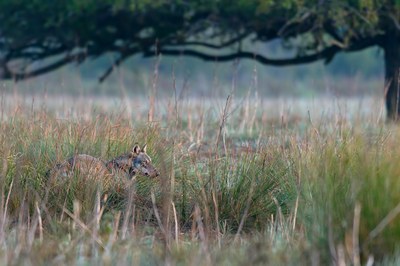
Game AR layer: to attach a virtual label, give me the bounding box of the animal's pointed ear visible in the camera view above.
[142,144,147,153]
[132,145,141,155]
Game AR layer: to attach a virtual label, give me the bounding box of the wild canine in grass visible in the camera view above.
[47,144,159,186]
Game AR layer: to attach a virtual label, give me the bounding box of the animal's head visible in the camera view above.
[129,144,159,178]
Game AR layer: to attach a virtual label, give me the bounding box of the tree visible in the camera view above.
[0,0,399,119]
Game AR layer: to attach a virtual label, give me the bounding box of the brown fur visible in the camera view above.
[47,144,159,187]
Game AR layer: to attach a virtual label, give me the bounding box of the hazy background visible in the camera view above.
[2,42,384,99]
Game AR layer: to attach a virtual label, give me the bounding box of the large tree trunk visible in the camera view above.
[384,39,400,121]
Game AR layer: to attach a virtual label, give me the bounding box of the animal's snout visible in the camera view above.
[147,170,159,178]
[139,165,159,178]
[148,170,160,178]
[153,170,160,177]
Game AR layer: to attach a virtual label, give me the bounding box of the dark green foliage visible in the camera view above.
[4,0,400,117]
[0,0,396,80]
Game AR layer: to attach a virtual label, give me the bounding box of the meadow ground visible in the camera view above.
[0,92,399,265]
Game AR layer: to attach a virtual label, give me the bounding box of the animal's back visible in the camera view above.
[47,144,158,191]
[48,154,111,181]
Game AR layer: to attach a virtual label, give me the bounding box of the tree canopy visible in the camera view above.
[1,0,400,118]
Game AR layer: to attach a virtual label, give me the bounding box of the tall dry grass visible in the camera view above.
[0,84,399,265]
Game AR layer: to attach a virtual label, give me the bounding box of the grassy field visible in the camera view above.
[0,92,400,265]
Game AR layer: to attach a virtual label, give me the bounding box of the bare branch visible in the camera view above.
[387,13,400,31]
[145,46,340,66]
[146,35,380,66]
[98,51,134,83]
[278,11,315,37]
[170,31,250,49]
[1,52,86,81]
[324,21,345,44]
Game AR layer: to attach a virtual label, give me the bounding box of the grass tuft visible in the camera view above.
[0,94,398,264]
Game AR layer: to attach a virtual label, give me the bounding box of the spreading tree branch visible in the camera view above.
[1,52,86,81]
[170,31,250,49]
[145,35,381,66]
[98,51,133,82]
[145,46,340,66]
